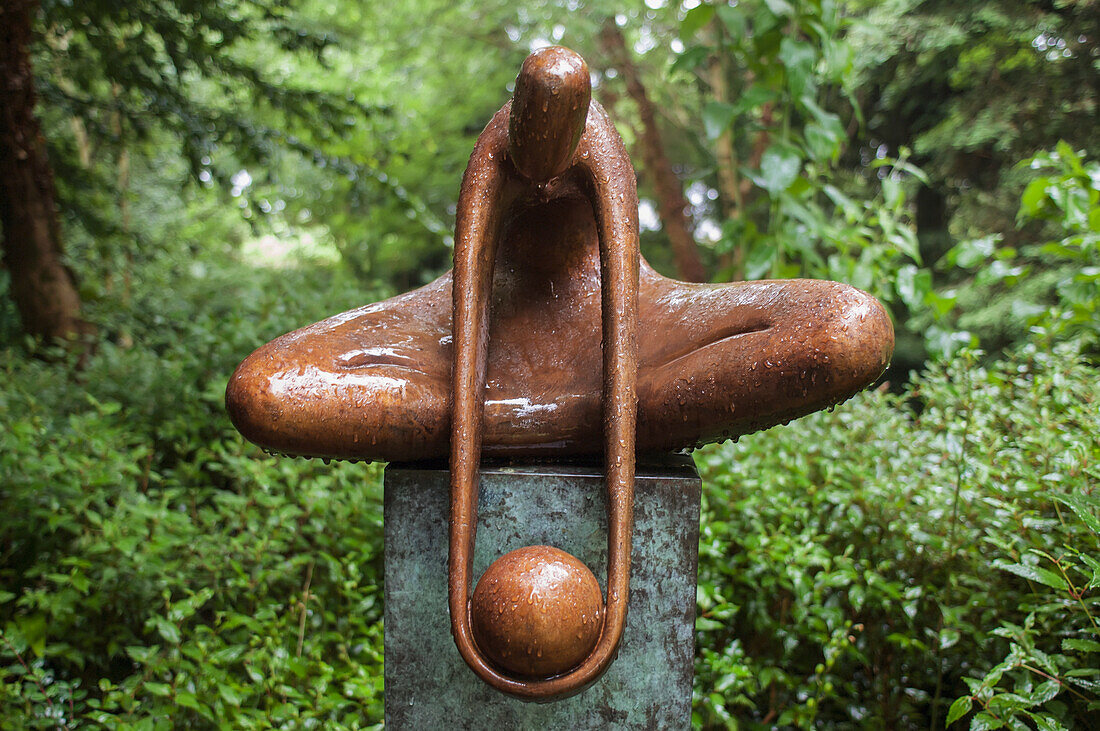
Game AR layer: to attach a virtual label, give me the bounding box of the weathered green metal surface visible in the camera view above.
[384,455,701,729]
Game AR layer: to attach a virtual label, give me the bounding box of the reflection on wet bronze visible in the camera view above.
[226,46,894,701]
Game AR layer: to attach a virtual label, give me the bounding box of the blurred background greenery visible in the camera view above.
[0,0,1097,728]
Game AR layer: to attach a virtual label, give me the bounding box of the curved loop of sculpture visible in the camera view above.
[225,47,895,701]
[448,47,638,699]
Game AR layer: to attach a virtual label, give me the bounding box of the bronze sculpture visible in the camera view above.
[226,47,893,701]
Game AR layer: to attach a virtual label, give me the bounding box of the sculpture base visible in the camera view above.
[384,454,701,729]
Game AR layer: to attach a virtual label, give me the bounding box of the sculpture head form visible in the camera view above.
[508,46,591,182]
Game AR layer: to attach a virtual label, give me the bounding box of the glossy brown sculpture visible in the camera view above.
[450,46,638,700]
[225,46,894,701]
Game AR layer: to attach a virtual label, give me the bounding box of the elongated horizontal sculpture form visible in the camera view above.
[226,46,893,702]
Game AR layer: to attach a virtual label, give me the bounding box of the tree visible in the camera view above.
[850,0,1100,352]
[0,0,89,342]
[852,0,1100,259]
[600,20,707,282]
[1,0,379,343]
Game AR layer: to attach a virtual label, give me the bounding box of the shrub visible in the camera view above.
[0,254,387,728]
[693,343,1099,729]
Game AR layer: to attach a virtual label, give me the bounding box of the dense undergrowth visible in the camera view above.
[1,256,389,728]
[1,252,1098,728]
[693,344,1099,729]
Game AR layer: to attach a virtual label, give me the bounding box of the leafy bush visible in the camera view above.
[946,143,1100,358]
[0,252,387,729]
[693,343,1099,729]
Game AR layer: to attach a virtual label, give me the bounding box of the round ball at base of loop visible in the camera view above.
[508,46,591,183]
[470,545,604,678]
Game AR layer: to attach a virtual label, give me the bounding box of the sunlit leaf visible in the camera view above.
[703,102,737,141]
[993,561,1068,591]
[681,4,716,38]
[757,144,802,194]
[1054,495,1100,534]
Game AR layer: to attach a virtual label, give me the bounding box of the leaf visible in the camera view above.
[153,617,181,645]
[17,615,46,657]
[1031,714,1069,731]
[1021,178,1051,218]
[883,177,903,207]
[703,102,737,141]
[993,561,1068,591]
[871,154,929,183]
[1055,140,1084,174]
[681,4,716,38]
[950,234,1001,269]
[926,289,958,318]
[695,616,724,631]
[757,145,802,194]
[732,86,779,115]
[804,121,840,162]
[971,711,1006,730]
[895,265,931,310]
[126,645,159,663]
[945,695,972,725]
[989,692,1031,712]
[779,38,816,97]
[1030,679,1061,705]
[779,39,816,72]
[716,4,746,37]
[219,684,243,706]
[168,587,215,623]
[1067,676,1100,693]
[763,0,794,17]
[1063,638,1100,653]
[1054,495,1100,534]
[670,46,711,74]
[145,682,172,697]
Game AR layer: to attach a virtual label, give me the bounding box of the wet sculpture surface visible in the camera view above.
[226,47,894,701]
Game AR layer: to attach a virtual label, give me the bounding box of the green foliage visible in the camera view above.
[33,0,373,277]
[945,144,1100,356]
[31,0,531,300]
[673,1,938,336]
[852,0,1099,219]
[692,344,1099,728]
[0,248,386,728]
[37,0,368,175]
[5,250,1096,727]
[1013,144,1099,349]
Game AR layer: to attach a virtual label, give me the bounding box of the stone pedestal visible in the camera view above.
[384,455,701,729]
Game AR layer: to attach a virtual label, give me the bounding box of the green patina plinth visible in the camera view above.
[383,455,701,729]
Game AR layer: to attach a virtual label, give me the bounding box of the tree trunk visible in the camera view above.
[916,183,951,269]
[707,43,746,281]
[0,0,89,342]
[600,23,707,282]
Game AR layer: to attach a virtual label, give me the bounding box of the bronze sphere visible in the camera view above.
[470,545,603,678]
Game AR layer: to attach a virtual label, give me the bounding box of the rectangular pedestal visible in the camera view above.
[383,455,701,729]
